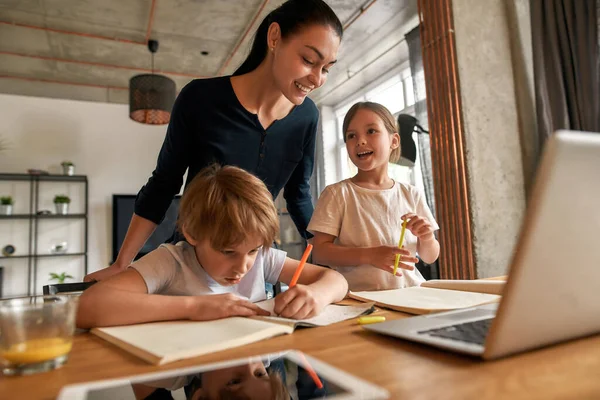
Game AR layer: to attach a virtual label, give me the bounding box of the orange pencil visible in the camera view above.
[298,352,324,389]
[289,244,313,287]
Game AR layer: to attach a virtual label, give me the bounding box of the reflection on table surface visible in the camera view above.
[86,355,348,400]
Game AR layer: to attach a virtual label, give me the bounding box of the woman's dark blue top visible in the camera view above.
[134,76,318,239]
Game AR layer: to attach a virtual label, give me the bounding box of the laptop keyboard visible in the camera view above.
[418,318,494,345]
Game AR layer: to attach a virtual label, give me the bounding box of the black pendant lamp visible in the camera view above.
[396,114,429,166]
[129,40,176,125]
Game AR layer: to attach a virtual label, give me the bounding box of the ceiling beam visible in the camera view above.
[217,0,271,75]
[0,75,128,90]
[0,20,144,45]
[0,0,157,46]
[0,51,206,79]
[145,0,157,43]
[343,0,378,30]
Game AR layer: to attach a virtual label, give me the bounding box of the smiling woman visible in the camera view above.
[85,0,344,283]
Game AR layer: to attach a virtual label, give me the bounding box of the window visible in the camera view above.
[402,68,415,107]
[366,75,404,114]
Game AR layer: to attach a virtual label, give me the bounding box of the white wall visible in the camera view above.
[0,94,167,296]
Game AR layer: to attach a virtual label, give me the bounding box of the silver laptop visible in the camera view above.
[365,130,600,360]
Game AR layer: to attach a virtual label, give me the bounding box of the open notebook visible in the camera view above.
[349,279,504,315]
[91,301,373,365]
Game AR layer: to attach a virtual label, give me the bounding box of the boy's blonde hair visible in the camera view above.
[342,102,401,163]
[177,164,279,250]
[188,367,289,400]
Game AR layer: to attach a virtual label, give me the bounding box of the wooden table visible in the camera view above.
[2,302,599,399]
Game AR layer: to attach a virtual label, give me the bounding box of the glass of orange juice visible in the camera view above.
[0,295,78,375]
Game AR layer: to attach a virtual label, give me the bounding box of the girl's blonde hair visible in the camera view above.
[177,164,279,250]
[342,102,401,163]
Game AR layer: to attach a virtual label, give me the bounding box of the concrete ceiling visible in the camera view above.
[0,0,417,107]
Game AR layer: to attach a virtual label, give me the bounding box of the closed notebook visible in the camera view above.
[348,279,504,315]
[91,301,373,365]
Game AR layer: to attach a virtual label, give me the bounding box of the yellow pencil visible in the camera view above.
[393,219,408,276]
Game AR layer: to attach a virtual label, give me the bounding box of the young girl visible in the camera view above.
[308,102,440,291]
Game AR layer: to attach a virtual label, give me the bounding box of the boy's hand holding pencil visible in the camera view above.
[274,244,326,319]
[274,284,323,319]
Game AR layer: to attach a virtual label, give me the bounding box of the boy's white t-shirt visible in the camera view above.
[131,241,286,302]
[307,179,439,291]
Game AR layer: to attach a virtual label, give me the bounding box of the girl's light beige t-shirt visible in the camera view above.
[308,179,439,291]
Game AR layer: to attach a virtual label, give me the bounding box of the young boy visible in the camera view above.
[77,164,348,329]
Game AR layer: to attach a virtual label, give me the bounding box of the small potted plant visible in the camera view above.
[53,195,71,215]
[61,161,75,176]
[0,196,13,216]
[49,272,74,284]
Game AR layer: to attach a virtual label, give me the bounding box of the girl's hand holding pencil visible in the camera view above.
[401,213,436,241]
[400,213,440,266]
[393,218,409,276]
[366,245,418,276]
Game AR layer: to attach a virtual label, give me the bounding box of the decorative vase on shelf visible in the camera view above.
[55,203,69,215]
[61,161,75,176]
[0,197,13,215]
[0,204,12,216]
[53,195,71,215]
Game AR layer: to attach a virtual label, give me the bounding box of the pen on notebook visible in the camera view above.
[393,219,408,276]
[357,316,386,325]
[289,244,313,287]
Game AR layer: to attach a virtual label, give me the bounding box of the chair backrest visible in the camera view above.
[42,282,96,295]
